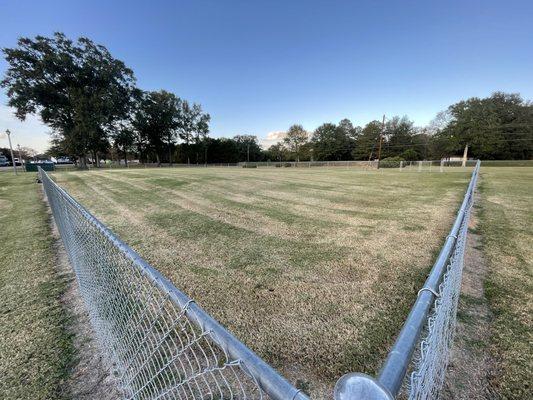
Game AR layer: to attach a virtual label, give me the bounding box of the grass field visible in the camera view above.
[0,173,73,399]
[477,167,533,398]
[51,166,472,395]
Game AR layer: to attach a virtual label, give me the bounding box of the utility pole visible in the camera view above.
[5,130,17,175]
[376,114,385,169]
[17,144,23,169]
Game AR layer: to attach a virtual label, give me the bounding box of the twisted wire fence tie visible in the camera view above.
[291,389,304,400]
[417,287,440,298]
[446,234,457,240]
[182,299,196,311]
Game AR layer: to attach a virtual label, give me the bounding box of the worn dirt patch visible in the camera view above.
[443,199,497,399]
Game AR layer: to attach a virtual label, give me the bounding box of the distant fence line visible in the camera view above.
[54,159,483,171]
[41,161,481,400]
[40,167,308,400]
[334,160,481,400]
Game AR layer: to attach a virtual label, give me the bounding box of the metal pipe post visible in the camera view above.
[6,130,17,175]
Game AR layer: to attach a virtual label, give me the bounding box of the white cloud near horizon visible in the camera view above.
[260,131,286,149]
[0,104,51,152]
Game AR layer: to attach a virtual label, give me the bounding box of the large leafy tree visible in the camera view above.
[283,124,308,162]
[381,116,417,158]
[1,33,137,167]
[233,134,262,162]
[311,122,355,160]
[177,101,210,164]
[200,138,239,163]
[113,124,136,166]
[433,92,533,159]
[132,90,182,166]
[266,142,286,162]
[338,118,360,140]
[352,120,382,160]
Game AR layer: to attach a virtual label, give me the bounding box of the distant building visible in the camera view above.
[442,156,463,162]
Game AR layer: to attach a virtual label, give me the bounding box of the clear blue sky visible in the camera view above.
[1,0,532,151]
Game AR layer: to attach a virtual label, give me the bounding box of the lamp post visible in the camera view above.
[5,129,17,175]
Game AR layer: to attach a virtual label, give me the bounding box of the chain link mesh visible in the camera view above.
[407,178,475,400]
[39,169,297,400]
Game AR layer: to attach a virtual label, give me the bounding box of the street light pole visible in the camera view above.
[6,130,17,175]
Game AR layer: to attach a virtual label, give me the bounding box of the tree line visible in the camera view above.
[2,33,532,165]
[269,92,532,162]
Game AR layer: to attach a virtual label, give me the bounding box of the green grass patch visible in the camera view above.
[477,167,533,399]
[0,172,74,399]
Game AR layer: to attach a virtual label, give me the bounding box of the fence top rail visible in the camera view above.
[39,167,308,400]
[334,160,481,400]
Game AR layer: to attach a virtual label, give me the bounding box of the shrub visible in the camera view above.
[379,156,405,168]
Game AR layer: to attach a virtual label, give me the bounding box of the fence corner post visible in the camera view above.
[334,373,393,400]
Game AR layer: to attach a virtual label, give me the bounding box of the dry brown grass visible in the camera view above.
[52,166,471,397]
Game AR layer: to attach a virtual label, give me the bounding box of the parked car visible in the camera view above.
[55,156,73,164]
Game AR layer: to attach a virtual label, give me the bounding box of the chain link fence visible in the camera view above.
[39,168,307,400]
[40,161,480,400]
[406,180,473,399]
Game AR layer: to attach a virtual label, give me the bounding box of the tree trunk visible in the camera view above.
[138,143,143,164]
[155,152,161,167]
[79,156,85,169]
[124,149,128,167]
[168,144,173,166]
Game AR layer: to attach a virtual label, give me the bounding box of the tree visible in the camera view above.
[283,124,308,162]
[193,108,210,164]
[1,33,137,167]
[113,125,136,166]
[434,92,533,159]
[266,142,286,162]
[311,122,355,160]
[46,133,70,159]
[381,116,416,158]
[338,118,360,140]
[352,121,382,160]
[233,135,262,162]
[199,138,239,163]
[177,101,210,164]
[132,90,181,166]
